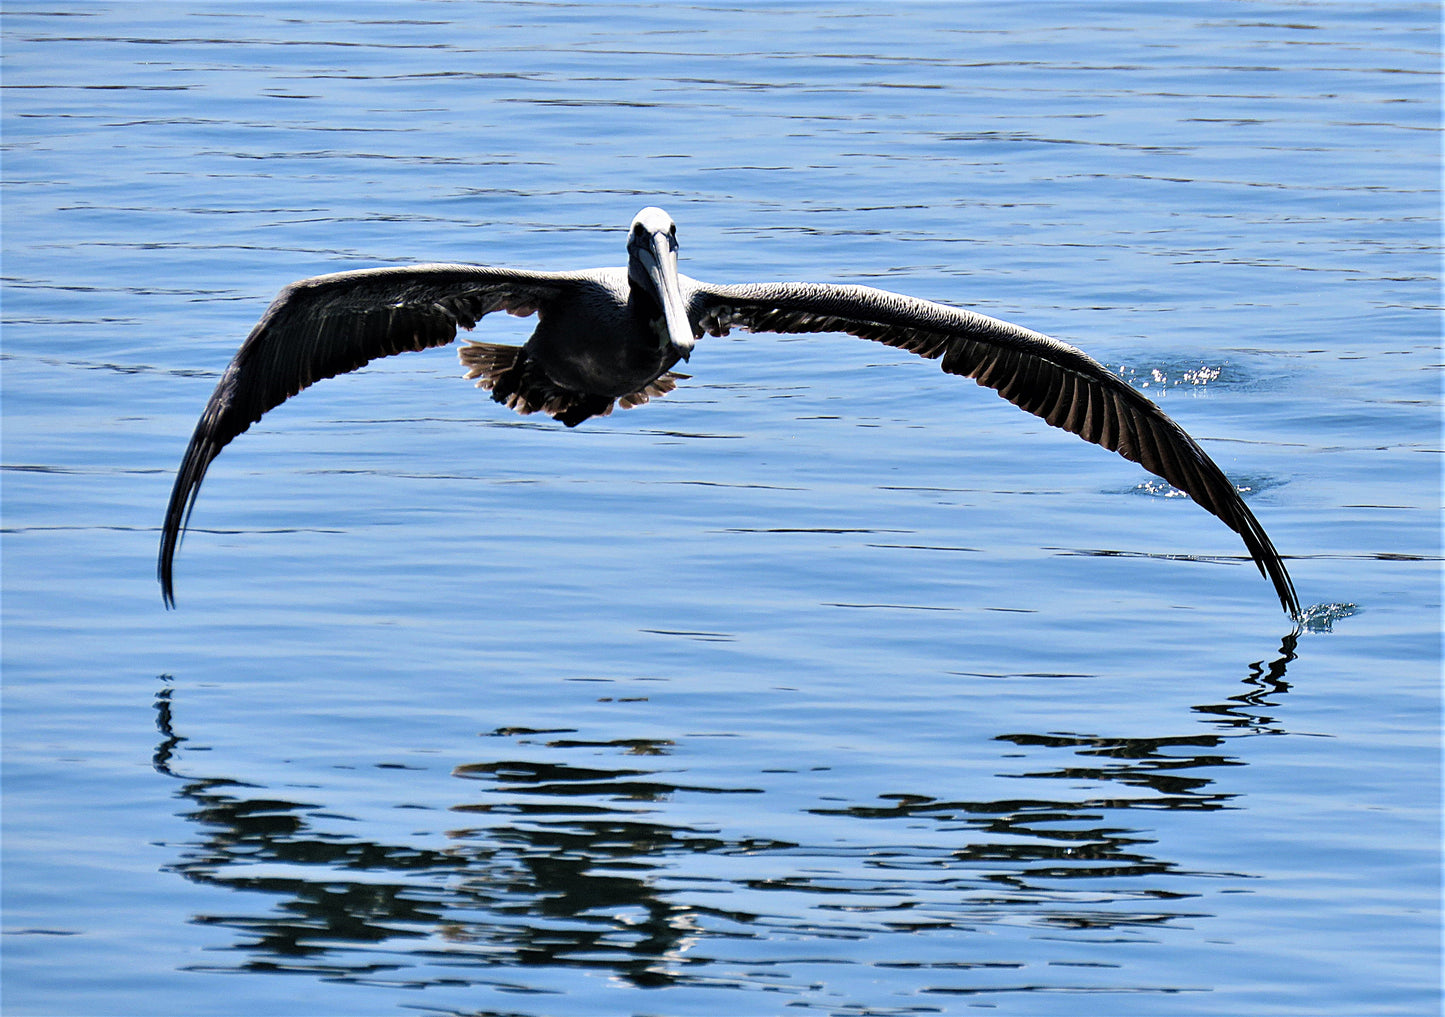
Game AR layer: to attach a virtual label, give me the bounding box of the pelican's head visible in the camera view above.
[627,206,695,360]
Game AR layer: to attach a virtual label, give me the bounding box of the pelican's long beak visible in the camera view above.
[630,213,695,360]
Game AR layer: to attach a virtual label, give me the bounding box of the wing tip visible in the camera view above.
[158,431,221,611]
[1233,499,1300,620]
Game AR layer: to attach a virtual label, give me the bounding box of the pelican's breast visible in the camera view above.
[527,270,677,397]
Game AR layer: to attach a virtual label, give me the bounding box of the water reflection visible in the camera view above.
[153,636,1297,995]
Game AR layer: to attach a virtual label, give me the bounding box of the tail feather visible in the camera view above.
[619,370,690,409]
[459,341,523,391]
[459,342,687,427]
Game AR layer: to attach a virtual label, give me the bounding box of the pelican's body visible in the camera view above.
[159,207,1299,616]
[457,268,689,424]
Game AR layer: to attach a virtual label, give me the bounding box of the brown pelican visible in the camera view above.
[159,207,1299,616]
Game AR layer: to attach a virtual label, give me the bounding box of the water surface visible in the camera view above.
[2,3,1439,1015]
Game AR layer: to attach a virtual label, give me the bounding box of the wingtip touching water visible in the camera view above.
[159,207,1298,617]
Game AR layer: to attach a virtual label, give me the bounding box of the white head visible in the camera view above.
[626,207,694,358]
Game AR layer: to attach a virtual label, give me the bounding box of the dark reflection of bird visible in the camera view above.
[149,630,1299,987]
[158,207,1298,616]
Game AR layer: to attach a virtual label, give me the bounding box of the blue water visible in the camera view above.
[2,3,1439,1015]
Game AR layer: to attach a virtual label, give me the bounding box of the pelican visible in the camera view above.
[159,207,1299,616]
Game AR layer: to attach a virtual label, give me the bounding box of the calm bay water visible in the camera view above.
[2,3,1439,1015]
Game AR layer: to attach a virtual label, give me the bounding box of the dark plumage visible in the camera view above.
[159,207,1298,617]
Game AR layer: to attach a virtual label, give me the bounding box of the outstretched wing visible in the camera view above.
[159,264,575,606]
[689,280,1298,618]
